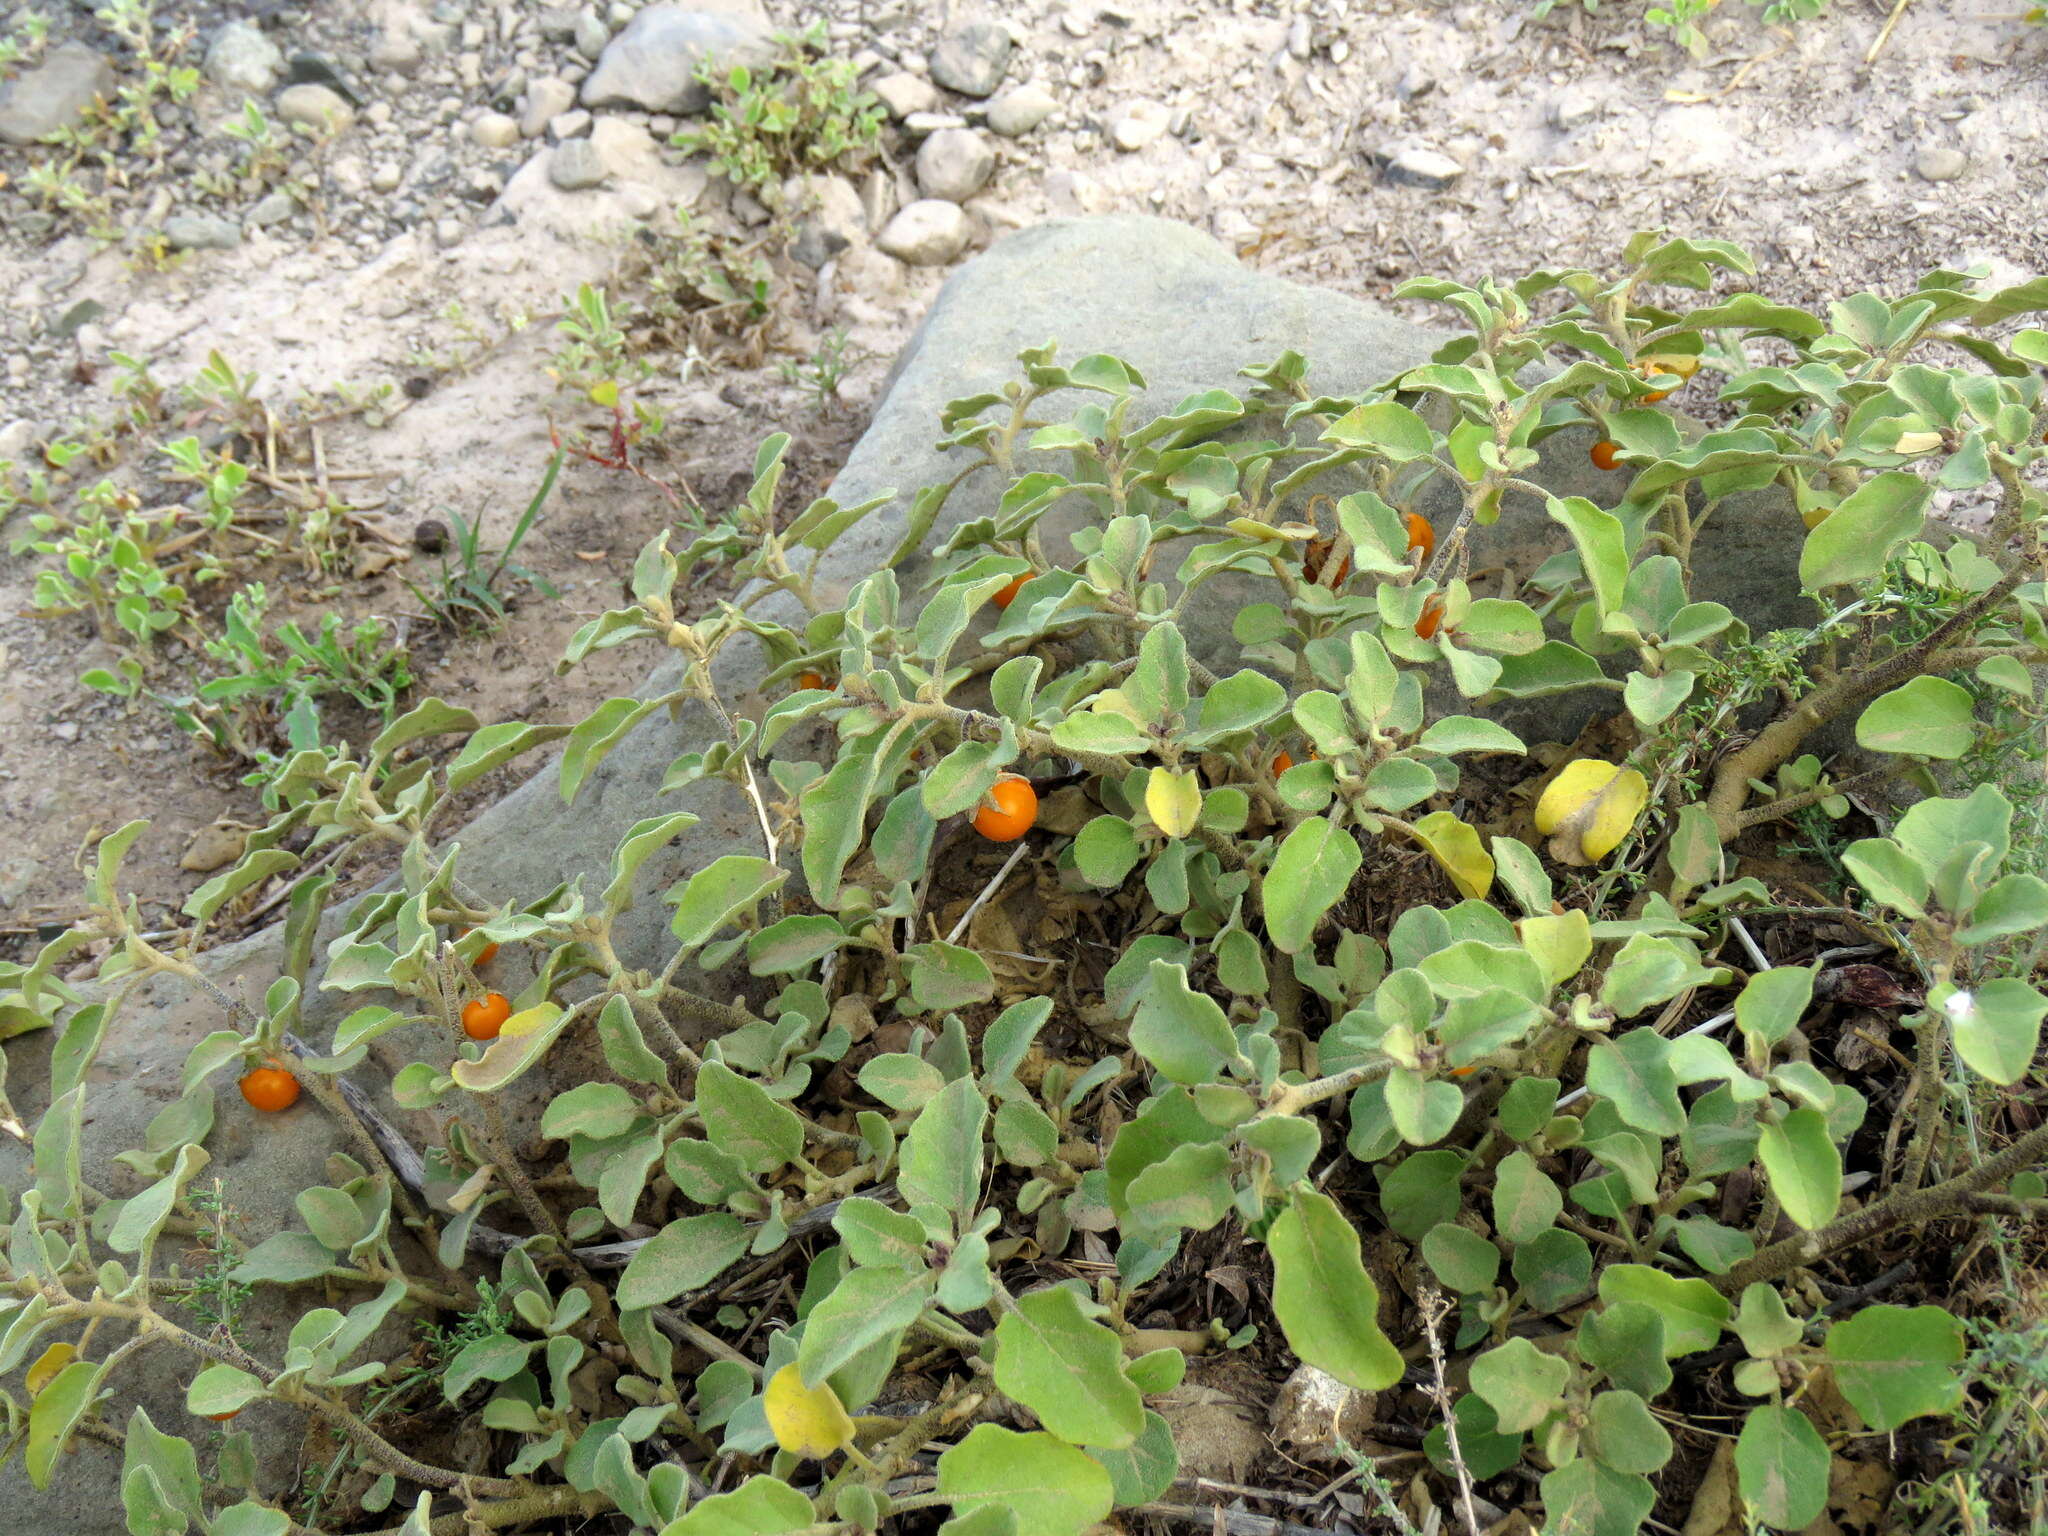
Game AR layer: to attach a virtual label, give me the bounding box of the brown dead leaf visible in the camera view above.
[1681,1441,1742,1536]
[1827,1456,1893,1532]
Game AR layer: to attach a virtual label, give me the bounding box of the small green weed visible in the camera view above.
[674,22,883,193]
[401,452,564,633]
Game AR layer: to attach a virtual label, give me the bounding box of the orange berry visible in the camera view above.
[1416,597,1446,640]
[1273,751,1294,775]
[991,574,1028,609]
[204,1409,241,1422]
[1590,439,1623,472]
[1641,389,1671,405]
[796,670,827,692]
[972,775,1038,842]
[1450,1065,1478,1079]
[238,1064,300,1113]
[1404,512,1435,561]
[461,928,499,967]
[462,991,513,1041]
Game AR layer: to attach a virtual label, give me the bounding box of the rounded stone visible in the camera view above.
[928,20,1012,98]
[876,197,973,266]
[275,82,355,135]
[915,127,995,203]
[549,136,609,189]
[470,110,520,148]
[986,82,1056,137]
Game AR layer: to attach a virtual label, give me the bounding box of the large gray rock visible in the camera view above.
[0,42,114,146]
[0,216,1812,1531]
[578,3,775,116]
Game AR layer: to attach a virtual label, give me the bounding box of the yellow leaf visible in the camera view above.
[1145,767,1202,839]
[764,1362,854,1460]
[498,1001,560,1039]
[1636,352,1701,381]
[26,1342,77,1397]
[1410,811,1494,900]
[1088,688,1148,727]
[589,379,619,408]
[1518,911,1592,987]
[1535,760,1648,866]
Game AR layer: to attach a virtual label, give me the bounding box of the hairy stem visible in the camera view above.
[1714,1118,2048,1294]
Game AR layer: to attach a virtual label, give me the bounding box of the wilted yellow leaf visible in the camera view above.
[26,1342,77,1397]
[764,1363,855,1460]
[1145,767,1202,839]
[1410,811,1494,900]
[1535,760,1648,866]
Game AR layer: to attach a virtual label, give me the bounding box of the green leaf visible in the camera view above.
[186,1362,266,1417]
[903,942,996,1012]
[1265,1188,1403,1391]
[1263,817,1362,954]
[1123,1142,1235,1235]
[1735,966,1816,1049]
[1585,1030,1684,1137]
[1735,1404,1830,1530]
[1323,399,1433,458]
[1623,669,1695,728]
[1956,873,2048,945]
[1547,496,1629,621]
[936,1425,1113,1536]
[120,1406,204,1530]
[1585,1389,1672,1475]
[993,1286,1145,1448]
[1842,838,1929,917]
[1855,675,1976,759]
[1578,1301,1671,1398]
[596,994,670,1086]
[1073,816,1142,888]
[605,812,700,916]
[1084,1409,1179,1507]
[443,1333,535,1401]
[1421,1222,1501,1294]
[183,848,300,928]
[1469,1336,1569,1432]
[561,697,659,803]
[1756,1108,1841,1230]
[899,1076,988,1224]
[798,1264,932,1386]
[1539,1460,1657,1536]
[616,1213,750,1310]
[1799,471,1929,589]
[1940,978,2047,1085]
[668,856,786,950]
[1129,961,1239,1085]
[1733,1284,1805,1359]
[1598,1265,1731,1357]
[1493,1150,1563,1245]
[28,1356,104,1488]
[657,1473,814,1536]
[1191,669,1289,742]
[541,1083,641,1142]
[696,1061,804,1173]
[1824,1305,1964,1430]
